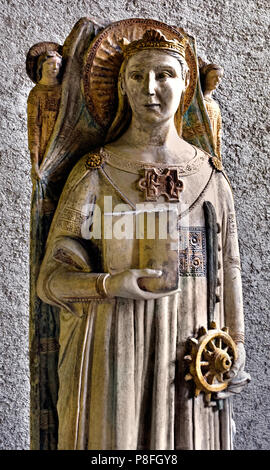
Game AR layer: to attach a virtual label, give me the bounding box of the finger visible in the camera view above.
[136,269,163,278]
[226,361,241,379]
[138,285,181,300]
[226,369,237,380]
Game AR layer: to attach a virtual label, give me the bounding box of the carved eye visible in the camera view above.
[130,72,143,81]
[156,71,173,80]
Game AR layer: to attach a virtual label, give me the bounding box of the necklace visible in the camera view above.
[100,165,214,218]
[101,146,207,176]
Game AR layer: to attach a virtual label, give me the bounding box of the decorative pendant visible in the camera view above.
[138,168,184,202]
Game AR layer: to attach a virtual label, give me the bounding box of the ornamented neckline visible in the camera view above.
[101,146,208,176]
[36,83,61,90]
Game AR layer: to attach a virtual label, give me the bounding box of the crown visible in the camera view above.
[119,29,187,59]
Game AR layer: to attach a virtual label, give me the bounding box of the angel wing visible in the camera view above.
[28,17,109,450]
[39,17,109,180]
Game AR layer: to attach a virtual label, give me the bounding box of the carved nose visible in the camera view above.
[143,72,156,95]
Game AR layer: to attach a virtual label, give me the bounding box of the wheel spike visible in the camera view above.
[210,321,217,329]
[195,387,201,397]
[198,326,207,336]
[222,326,229,333]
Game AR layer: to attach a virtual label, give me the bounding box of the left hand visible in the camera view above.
[216,342,251,399]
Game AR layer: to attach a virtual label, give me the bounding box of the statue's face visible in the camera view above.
[205,69,223,92]
[42,56,62,80]
[123,49,187,125]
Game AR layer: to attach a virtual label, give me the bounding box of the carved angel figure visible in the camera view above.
[199,61,224,161]
[27,47,62,180]
[28,19,250,450]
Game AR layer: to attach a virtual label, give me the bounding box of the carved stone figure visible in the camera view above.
[27,18,250,450]
[27,45,63,180]
[199,60,224,161]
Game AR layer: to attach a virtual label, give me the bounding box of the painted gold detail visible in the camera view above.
[85,153,103,169]
[82,18,197,129]
[120,29,187,59]
[209,156,223,171]
[184,322,237,402]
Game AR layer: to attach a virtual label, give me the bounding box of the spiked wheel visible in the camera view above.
[184,322,237,402]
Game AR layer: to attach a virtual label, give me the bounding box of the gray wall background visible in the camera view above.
[0,0,269,450]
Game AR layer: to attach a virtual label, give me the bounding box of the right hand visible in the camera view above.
[106,268,180,300]
[216,342,251,399]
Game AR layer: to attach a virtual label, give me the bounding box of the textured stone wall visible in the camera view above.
[0,0,269,450]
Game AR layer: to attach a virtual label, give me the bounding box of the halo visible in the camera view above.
[82,18,197,130]
[26,41,63,83]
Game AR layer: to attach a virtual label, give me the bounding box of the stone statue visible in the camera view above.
[199,60,224,161]
[28,18,250,450]
[27,45,63,180]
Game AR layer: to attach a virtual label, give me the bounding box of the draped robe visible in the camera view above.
[37,146,244,450]
[28,18,223,449]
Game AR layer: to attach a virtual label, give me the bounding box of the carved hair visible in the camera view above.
[36,51,62,83]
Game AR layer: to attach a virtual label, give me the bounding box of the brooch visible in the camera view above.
[138,167,184,202]
[85,153,103,169]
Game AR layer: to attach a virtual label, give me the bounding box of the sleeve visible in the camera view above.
[27,87,41,159]
[36,163,109,316]
[221,175,245,343]
[216,108,222,160]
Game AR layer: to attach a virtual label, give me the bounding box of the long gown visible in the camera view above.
[36,144,244,450]
[204,97,222,161]
[27,83,62,166]
[28,18,223,450]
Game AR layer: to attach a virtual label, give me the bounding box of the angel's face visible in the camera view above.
[42,56,62,81]
[205,69,223,92]
[122,49,187,125]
